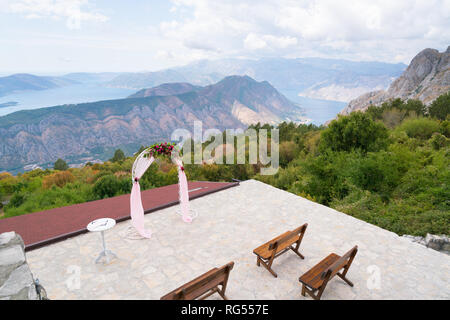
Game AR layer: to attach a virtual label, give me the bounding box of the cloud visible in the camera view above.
[162,0,450,64]
[244,33,297,50]
[5,0,108,29]
[155,50,174,60]
[244,33,267,50]
[1,0,449,73]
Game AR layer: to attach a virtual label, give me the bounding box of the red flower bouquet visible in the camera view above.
[143,142,177,158]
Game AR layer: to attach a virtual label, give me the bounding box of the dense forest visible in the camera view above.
[1,92,449,237]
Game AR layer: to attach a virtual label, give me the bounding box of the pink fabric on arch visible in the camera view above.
[130,149,192,239]
[178,168,191,223]
[130,154,154,238]
[130,180,152,238]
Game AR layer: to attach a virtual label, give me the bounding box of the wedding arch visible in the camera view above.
[130,142,193,238]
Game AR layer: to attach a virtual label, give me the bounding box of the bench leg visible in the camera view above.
[315,287,325,300]
[263,262,278,278]
[256,255,277,277]
[302,285,321,300]
[260,260,277,277]
[337,272,354,287]
[290,246,305,259]
[217,287,228,300]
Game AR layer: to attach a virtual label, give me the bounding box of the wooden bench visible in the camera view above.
[160,262,234,300]
[299,245,358,300]
[253,224,308,277]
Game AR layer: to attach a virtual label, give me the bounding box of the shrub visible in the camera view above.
[350,151,404,197]
[299,151,352,205]
[0,172,13,181]
[430,133,449,150]
[42,171,75,189]
[381,108,409,128]
[367,98,425,121]
[279,141,298,167]
[320,112,388,153]
[7,193,27,208]
[441,120,450,138]
[397,118,440,140]
[0,175,17,194]
[404,99,426,116]
[92,174,122,199]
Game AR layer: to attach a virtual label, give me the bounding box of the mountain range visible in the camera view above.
[341,46,450,115]
[0,57,405,123]
[106,57,406,102]
[0,75,305,172]
[128,82,202,98]
[0,74,78,97]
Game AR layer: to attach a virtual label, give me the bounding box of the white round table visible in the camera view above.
[87,218,117,264]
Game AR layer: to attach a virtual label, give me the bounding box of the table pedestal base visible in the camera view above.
[95,249,117,264]
[95,230,117,264]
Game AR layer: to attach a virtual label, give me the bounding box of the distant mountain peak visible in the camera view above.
[127,82,201,98]
[340,47,450,115]
[0,73,78,97]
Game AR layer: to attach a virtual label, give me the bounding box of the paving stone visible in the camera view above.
[25,180,450,300]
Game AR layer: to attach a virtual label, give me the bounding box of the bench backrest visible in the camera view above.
[268,223,308,252]
[161,261,234,300]
[321,246,358,280]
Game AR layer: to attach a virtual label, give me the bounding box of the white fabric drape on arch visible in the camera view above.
[130,149,191,239]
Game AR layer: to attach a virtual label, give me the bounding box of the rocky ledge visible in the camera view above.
[0,231,38,299]
[402,233,450,255]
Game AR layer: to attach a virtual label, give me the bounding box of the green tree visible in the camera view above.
[54,158,69,171]
[110,149,126,163]
[366,98,425,123]
[92,174,122,199]
[428,91,450,120]
[279,141,298,167]
[299,151,351,205]
[404,99,426,116]
[320,112,388,153]
[7,193,27,208]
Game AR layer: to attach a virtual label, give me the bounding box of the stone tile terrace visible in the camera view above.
[26,180,450,299]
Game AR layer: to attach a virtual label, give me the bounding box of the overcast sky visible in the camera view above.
[1,0,449,74]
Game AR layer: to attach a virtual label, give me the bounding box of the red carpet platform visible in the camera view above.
[0,181,238,250]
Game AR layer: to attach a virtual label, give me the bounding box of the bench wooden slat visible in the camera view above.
[299,253,340,289]
[173,268,219,293]
[161,262,234,300]
[180,276,226,300]
[253,231,291,259]
[253,223,307,277]
[299,246,358,300]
